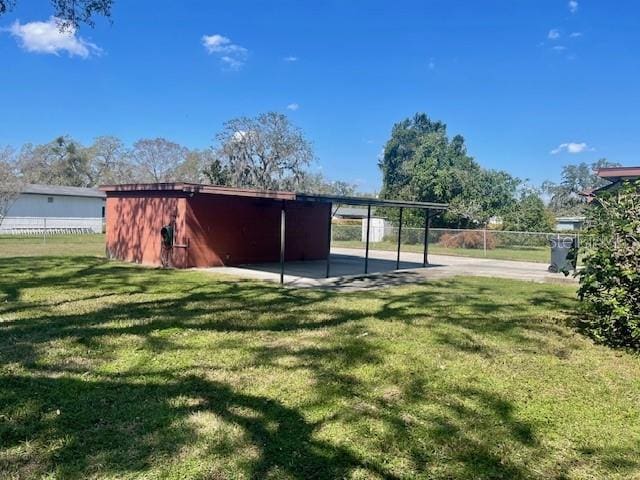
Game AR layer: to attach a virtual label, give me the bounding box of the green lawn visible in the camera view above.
[0,234,105,258]
[333,239,550,263]
[0,234,550,263]
[1,255,639,479]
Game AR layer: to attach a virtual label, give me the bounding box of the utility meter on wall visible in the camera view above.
[160,225,174,248]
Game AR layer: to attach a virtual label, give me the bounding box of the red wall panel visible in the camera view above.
[105,193,189,267]
[105,191,330,268]
[185,195,330,267]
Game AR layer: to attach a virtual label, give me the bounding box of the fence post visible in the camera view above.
[483,227,487,257]
[43,217,47,244]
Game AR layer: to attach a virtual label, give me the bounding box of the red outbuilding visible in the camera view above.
[101,183,331,268]
[101,183,448,282]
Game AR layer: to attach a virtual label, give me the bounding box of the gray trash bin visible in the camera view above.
[548,236,578,274]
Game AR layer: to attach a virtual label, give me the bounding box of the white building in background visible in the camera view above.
[332,206,386,242]
[555,216,586,231]
[0,184,106,234]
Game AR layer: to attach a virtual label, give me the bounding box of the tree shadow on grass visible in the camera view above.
[0,256,616,479]
[0,369,549,479]
[0,373,396,479]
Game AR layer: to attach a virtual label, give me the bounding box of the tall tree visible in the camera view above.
[0,147,23,228]
[297,172,358,196]
[203,157,230,186]
[131,138,188,183]
[213,112,313,190]
[173,149,213,183]
[87,136,135,185]
[379,113,520,227]
[56,137,92,186]
[17,136,92,187]
[0,0,112,28]
[501,187,555,232]
[542,159,621,215]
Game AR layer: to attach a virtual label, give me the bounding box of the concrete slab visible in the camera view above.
[202,247,578,290]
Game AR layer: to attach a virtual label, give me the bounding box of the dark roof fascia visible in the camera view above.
[295,193,448,211]
[99,183,448,210]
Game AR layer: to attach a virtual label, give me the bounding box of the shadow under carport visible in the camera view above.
[232,253,445,290]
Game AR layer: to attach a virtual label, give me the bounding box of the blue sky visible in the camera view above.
[1,0,639,192]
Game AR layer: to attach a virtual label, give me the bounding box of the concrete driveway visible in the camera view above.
[207,247,578,290]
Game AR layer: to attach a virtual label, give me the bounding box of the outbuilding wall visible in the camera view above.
[185,194,330,267]
[105,192,189,267]
[104,191,330,268]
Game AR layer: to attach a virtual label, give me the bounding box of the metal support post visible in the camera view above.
[396,207,403,270]
[364,204,371,274]
[280,201,286,285]
[423,209,430,266]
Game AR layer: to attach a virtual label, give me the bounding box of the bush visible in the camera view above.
[578,180,640,348]
[495,231,550,248]
[438,231,496,250]
[401,228,423,245]
[332,224,361,242]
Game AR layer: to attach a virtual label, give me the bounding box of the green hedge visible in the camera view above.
[578,180,640,349]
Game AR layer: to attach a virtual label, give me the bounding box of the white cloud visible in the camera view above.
[428,58,435,70]
[283,56,298,62]
[568,0,579,13]
[548,29,560,40]
[570,32,582,38]
[202,33,247,69]
[8,17,101,58]
[220,56,244,69]
[550,142,593,154]
[286,103,299,111]
[552,45,567,51]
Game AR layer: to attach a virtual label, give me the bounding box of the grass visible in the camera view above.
[0,234,549,263]
[0,234,105,258]
[333,239,550,263]
[1,255,640,479]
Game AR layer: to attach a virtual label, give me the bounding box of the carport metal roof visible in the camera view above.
[294,194,447,283]
[296,193,447,210]
[100,183,449,210]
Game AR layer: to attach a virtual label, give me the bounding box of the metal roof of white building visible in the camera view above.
[22,184,105,199]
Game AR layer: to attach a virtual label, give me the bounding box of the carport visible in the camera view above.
[273,193,448,284]
[100,183,447,283]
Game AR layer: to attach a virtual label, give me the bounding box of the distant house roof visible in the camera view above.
[22,184,105,199]
[597,166,640,183]
[556,216,585,223]
[588,166,640,196]
[333,206,382,218]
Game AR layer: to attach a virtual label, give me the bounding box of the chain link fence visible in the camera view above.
[331,223,583,264]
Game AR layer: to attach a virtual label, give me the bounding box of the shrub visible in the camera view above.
[495,231,549,248]
[578,180,640,348]
[438,231,496,250]
[401,228,423,245]
[332,224,361,242]
[382,228,424,245]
